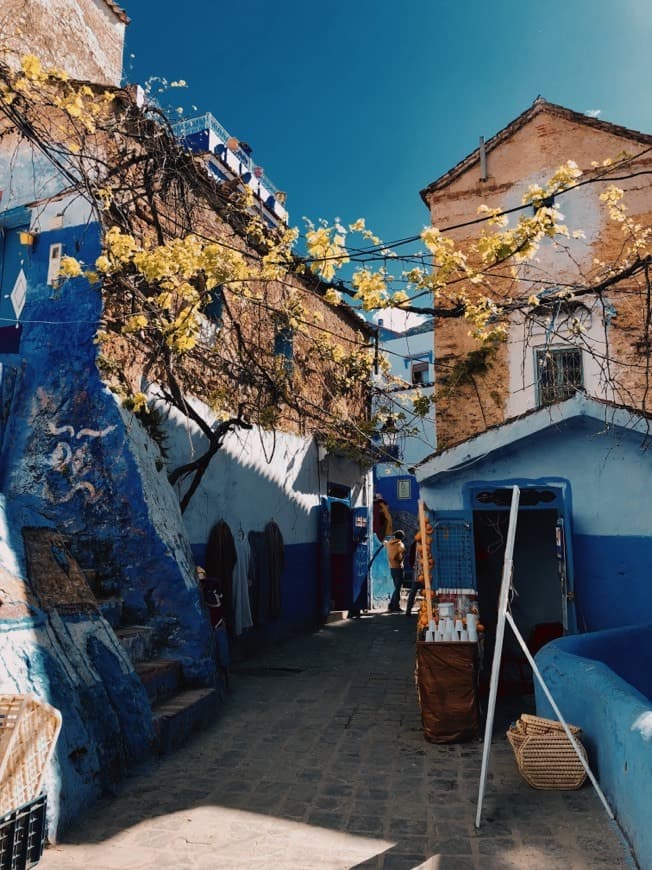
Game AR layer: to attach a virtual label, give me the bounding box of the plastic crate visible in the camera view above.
[0,697,62,816]
[0,794,46,870]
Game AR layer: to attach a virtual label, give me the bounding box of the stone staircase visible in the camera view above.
[89,571,220,755]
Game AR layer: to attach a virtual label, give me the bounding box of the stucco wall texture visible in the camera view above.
[536,626,652,870]
[421,103,652,447]
[0,204,214,834]
[417,407,652,633]
[0,0,126,86]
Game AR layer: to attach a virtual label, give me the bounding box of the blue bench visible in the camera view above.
[535,624,652,868]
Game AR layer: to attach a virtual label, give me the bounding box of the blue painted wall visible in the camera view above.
[159,396,371,642]
[573,534,652,631]
[2,219,214,678]
[418,415,652,632]
[192,540,319,632]
[0,205,215,833]
[536,626,652,869]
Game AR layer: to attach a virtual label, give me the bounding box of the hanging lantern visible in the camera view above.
[226,136,239,151]
[254,166,264,178]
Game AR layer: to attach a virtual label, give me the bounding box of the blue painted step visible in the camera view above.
[98,596,123,629]
[115,626,156,664]
[153,687,220,755]
[135,659,182,704]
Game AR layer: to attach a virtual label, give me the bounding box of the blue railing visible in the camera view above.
[172,113,281,196]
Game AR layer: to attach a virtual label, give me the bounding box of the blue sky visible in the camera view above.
[123,0,651,250]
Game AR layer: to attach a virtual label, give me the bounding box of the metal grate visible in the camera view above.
[536,348,583,406]
[433,520,474,590]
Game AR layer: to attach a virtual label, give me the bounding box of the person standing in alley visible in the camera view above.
[385,529,405,612]
[373,494,393,541]
[405,537,423,616]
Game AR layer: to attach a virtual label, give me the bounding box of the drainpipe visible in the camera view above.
[479,136,487,182]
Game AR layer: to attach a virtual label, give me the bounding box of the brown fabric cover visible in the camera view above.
[416,641,480,743]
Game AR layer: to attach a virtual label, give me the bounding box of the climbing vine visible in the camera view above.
[1,54,651,503]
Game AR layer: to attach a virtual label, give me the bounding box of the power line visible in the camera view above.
[296,149,652,266]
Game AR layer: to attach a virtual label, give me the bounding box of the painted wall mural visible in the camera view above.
[0,208,216,834]
[44,416,116,505]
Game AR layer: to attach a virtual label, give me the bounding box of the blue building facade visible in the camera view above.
[416,394,652,637]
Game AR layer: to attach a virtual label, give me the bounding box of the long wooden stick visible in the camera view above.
[417,499,434,626]
[476,484,520,828]
[504,610,614,820]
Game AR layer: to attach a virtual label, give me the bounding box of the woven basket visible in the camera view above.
[519,713,581,737]
[0,695,62,815]
[506,719,528,754]
[507,714,586,791]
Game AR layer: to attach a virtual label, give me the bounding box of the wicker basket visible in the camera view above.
[0,695,62,815]
[507,713,587,790]
[519,713,581,736]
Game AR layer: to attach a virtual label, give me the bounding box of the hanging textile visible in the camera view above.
[233,531,254,636]
[265,521,284,621]
[248,530,268,625]
[205,520,237,635]
[247,523,285,625]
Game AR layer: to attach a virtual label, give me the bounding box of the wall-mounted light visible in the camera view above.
[19,230,37,247]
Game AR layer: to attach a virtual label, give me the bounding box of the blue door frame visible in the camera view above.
[462,478,577,633]
[319,496,371,618]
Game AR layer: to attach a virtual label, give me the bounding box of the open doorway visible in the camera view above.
[329,500,353,610]
[474,507,564,695]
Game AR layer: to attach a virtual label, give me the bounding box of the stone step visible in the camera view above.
[135,658,183,704]
[81,568,101,595]
[326,610,347,623]
[98,596,123,629]
[153,687,220,755]
[115,625,156,664]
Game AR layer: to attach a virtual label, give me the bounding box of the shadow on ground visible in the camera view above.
[40,613,636,870]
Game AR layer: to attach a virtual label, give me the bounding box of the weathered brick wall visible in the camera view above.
[101,186,370,439]
[1,0,126,86]
[423,105,652,445]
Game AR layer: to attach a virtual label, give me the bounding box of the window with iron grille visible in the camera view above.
[274,315,294,375]
[535,347,583,406]
[411,360,429,385]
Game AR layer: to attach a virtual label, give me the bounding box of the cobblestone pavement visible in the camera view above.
[40,611,637,870]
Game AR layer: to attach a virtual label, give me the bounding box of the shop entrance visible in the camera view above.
[329,500,353,610]
[473,501,566,695]
[319,496,369,617]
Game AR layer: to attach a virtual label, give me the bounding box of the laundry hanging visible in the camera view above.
[233,530,254,636]
[205,519,237,634]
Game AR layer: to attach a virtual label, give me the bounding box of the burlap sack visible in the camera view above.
[416,641,480,743]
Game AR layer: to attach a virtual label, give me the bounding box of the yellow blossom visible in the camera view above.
[21,55,43,80]
[131,392,148,413]
[59,256,83,278]
[124,314,148,333]
[324,288,342,306]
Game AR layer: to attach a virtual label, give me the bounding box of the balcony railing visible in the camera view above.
[173,113,283,199]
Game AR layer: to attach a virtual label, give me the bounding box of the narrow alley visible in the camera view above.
[39,613,635,870]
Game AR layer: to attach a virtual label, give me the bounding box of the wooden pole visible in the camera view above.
[475,485,613,828]
[476,484,520,828]
[417,499,434,627]
[504,610,614,819]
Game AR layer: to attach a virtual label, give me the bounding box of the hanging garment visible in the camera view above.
[233,532,254,636]
[248,530,268,625]
[264,521,284,621]
[205,520,237,635]
[373,498,393,540]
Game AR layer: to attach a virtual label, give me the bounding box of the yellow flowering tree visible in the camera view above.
[0,55,384,508]
[1,55,650,499]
